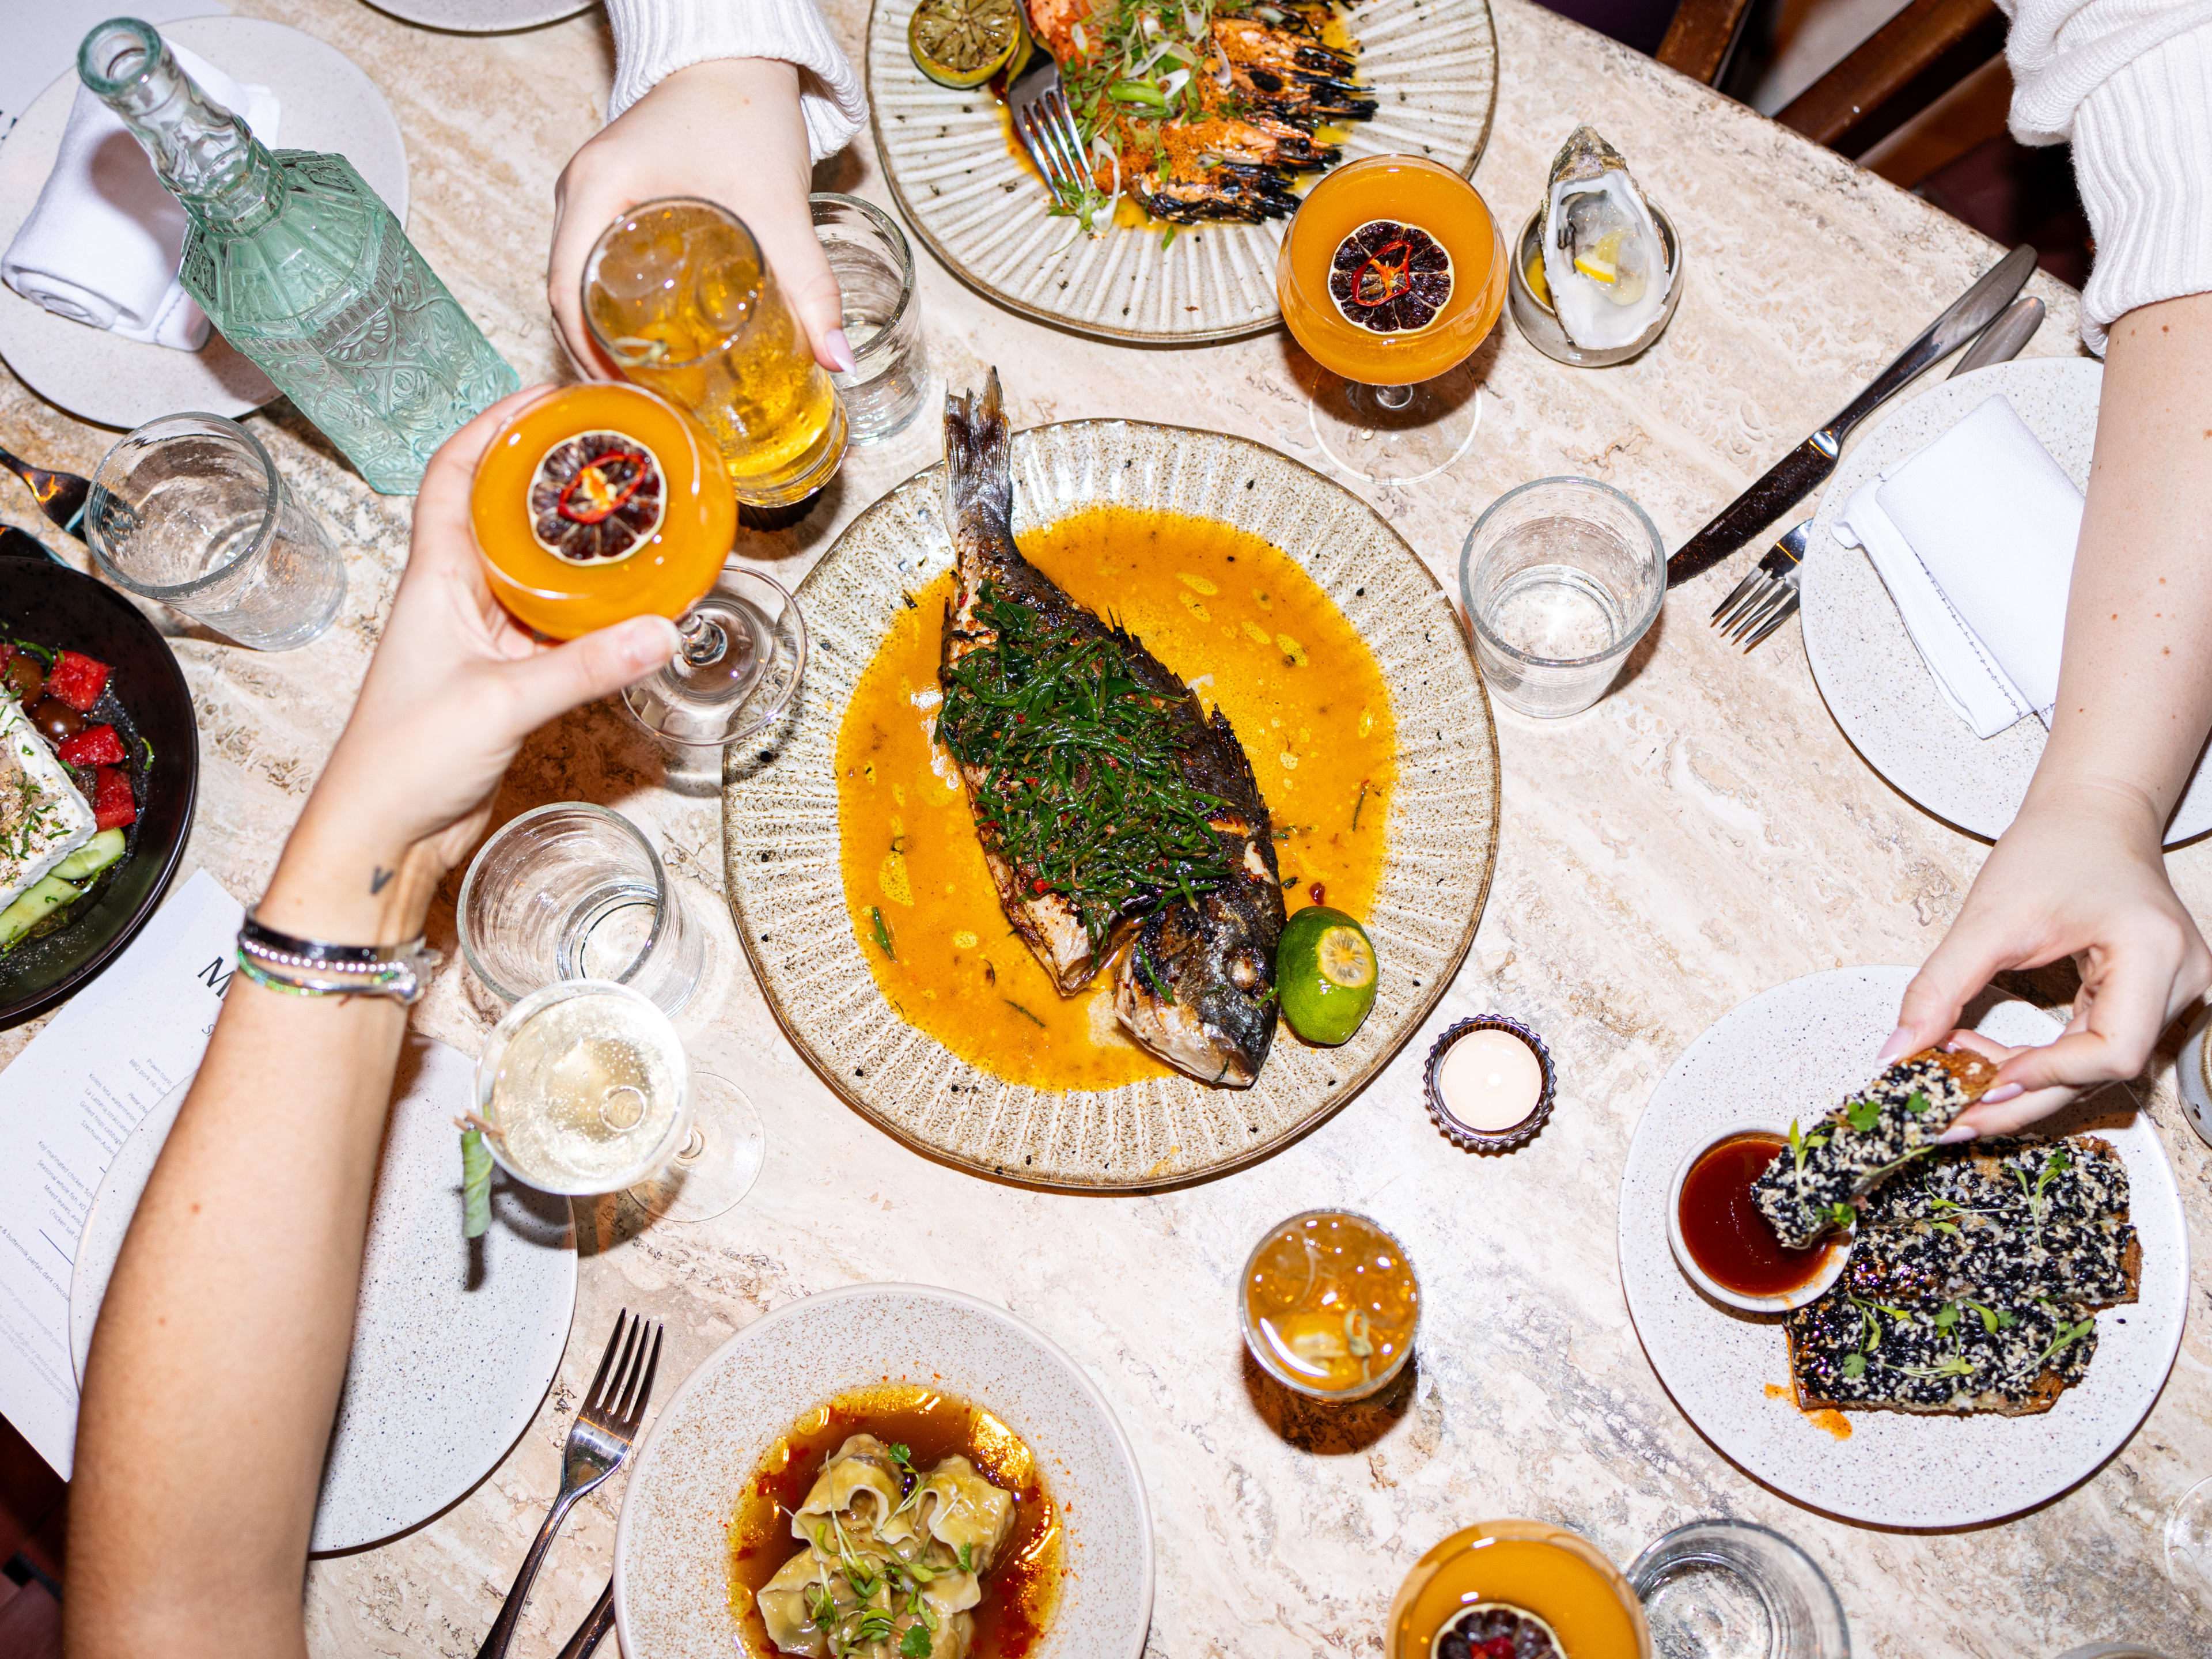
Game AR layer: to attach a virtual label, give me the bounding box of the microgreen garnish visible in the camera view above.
[1351,779,1371,831]
[2036,1316,2096,1368]
[1902,1089,1931,1118]
[1900,1355,1979,1380]
[1004,998,1047,1028]
[1844,1094,1882,1133]
[870,906,897,961]
[901,1626,934,1658]
[939,583,1240,954]
[1824,1201,1857,1232]
[1841,1353,1867,1379]
[958,1543,974,1574]
[1959,1297,2015,1334]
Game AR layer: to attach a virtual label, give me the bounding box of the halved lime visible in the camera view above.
[909,0,1026,89]
[1278,906,1378,1046]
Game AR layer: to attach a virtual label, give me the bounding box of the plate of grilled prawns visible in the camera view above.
[1620,964,2189,1528]
[723,373,1498,1187]
[865,0,1499,342]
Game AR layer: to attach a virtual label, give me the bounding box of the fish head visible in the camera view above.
[1116,881,1281,1088]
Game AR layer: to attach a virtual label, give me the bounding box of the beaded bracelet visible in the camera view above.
[235,913,442,1005]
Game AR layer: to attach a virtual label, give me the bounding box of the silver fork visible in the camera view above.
[1710,293,2048,653]
[475,1310,664,1659]
[1005,48,1090,206]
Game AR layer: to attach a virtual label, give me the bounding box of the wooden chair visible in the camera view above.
[1657,0,2012,187]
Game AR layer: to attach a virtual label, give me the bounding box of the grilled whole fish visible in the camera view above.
[936,372,1285,1086]
[1025,0,1375,224]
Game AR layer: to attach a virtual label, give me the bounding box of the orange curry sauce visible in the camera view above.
[727,1384,1063,1659]
[833,506,1397,1090]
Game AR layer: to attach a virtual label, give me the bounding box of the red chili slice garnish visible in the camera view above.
[555,451,651,525]
[1352,239,1414,307]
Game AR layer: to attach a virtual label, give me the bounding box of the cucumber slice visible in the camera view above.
[0,873,84,952]
[51,827,127,882]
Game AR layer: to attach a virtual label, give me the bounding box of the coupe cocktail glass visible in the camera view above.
[469,381,807,747]
[1277,155,1508,486]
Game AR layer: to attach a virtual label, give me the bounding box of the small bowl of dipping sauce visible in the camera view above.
[1240,1210,1418,1401]
[1667,1125,1851,1313]
[1426,1016,1554,1151]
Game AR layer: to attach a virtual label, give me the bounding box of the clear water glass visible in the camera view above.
[813,193,927,443]
[86,412,344,650]
[1460,476,1665,718]
[1627,1520,1849,1659]
[457,802,704,1016]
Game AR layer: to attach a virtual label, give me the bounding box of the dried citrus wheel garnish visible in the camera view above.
[528,430,666,565]
[908,0,1025,90]
[1327,219,1455,335]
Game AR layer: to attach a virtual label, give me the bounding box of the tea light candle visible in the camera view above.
[1424,1017,1555,1151]
[1438,1028,1543,1131]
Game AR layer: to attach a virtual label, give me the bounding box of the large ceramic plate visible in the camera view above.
[722,418,1497,1188]
[614,1283,1152,1659]
[1802,356,2212,844]
[866,0,1498,343]
[70,1039,577,1552]
[1619,965,2189,1528]
[0,17,411,428]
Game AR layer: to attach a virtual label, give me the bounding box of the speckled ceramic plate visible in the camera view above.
[1802,357,2212,844]
[359,0,592,31]
[612,1283,1153,1658]
[1619,965,2189,1529]
[0,16,412,429]
[721,417,1498,1189]
[70,1038,577,1552]
[865,0,1498,343]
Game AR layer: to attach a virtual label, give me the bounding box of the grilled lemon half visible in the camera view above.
[909,0,1028,89]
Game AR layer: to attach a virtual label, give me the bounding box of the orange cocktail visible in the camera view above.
[1278,154,1508,387]
[472,382,737,640]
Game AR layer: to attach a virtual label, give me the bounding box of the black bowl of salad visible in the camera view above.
[1,528,198,1028]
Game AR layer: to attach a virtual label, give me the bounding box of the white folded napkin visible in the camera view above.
[1,42,279,351]
[1832,392,2083,739]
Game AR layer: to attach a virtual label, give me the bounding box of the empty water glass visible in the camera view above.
[814,193,927,442]
[86,413,345,650]
[1460,476,1664,718]
[1627,1520,1849,1659]
[457,803,705,1017]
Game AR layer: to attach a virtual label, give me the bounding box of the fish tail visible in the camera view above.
[943,370,1012,544]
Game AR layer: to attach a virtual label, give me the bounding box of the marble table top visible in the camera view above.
[3,0,2209,1655]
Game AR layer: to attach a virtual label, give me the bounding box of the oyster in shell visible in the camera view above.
[1540,126,1672,353]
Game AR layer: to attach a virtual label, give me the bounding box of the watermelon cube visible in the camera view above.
[92,767,135,830]
[48,650,110,712]
[58,724,127,768]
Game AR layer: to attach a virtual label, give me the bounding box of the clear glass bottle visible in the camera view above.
[78,18,519,494]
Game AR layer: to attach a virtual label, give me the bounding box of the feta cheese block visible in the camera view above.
[1750,1049,2001,1249]
[0,696,96,912]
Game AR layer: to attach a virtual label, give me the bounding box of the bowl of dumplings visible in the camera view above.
[1509,126,1685,369]
[613,1283,1154,1659]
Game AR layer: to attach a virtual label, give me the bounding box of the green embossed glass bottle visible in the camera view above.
[78,18,518,494]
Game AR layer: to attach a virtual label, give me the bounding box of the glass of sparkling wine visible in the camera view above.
[582,198,847,507]
[475,980,763,1222]
[1459,476,1665,718]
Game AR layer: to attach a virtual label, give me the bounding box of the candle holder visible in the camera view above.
[1424,1014,1555,1152]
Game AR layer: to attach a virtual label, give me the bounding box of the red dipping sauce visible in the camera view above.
[1677,1133,1840,1297]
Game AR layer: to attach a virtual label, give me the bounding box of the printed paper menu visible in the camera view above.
[0,869,242,1476]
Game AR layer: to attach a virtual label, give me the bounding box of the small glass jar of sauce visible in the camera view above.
[1667,1126,1850,1312]
[1240,1210,1418,1400]
[1388,1521,1653,1659]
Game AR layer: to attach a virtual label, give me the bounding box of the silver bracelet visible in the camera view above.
[236,912,443,1005]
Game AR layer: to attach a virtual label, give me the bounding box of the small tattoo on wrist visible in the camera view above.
[370,866,395,895]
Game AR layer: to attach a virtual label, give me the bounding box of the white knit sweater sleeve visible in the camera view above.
[601,0,869,161]
[1999,0,2212,350]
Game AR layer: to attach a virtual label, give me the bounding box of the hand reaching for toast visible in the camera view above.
[1883,790,2211,1140]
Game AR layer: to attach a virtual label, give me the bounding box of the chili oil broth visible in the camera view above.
[728,1384,1063,1659]
[833,506,1397,1090]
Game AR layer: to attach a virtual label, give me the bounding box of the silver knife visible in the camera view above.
[1952,294,2044,376]
[1666,244,2039,588]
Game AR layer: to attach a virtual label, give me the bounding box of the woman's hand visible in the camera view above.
[256,390,679,946]
[547,58,849,379]
[1885,784,2211,1139]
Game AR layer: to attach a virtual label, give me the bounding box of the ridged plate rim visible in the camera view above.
[864,0,1501,345]
[722,416,1499,1191]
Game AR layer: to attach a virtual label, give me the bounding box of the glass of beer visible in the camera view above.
[582,198,847,508]
[469,381,808,747]
[1277,155,1508,487]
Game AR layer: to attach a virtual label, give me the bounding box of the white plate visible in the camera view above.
[615,1283,1154,1658]
[71,1036,577,1554]
[0,16,411,429]
[359,0,592,32]
[1802,355,2212,845]
[1619,965,2190,1529]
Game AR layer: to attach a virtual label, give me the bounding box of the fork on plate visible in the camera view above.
[475,1309,664,1659]
[1005,49,1091,207]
